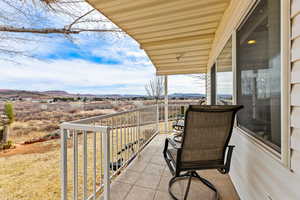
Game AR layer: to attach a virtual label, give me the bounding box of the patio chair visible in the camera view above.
[163,105,243,200]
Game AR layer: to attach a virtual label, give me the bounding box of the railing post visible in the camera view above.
[156,104,159,133]
[60,128,68,200]
[164,75,168,133]
[83,131,88,200]
[137,110,141,156]
[103,127,111,200]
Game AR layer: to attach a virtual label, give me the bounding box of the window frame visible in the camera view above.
[216,37,233,105]
[213,0,291,167]
[210,64,216,105]
[236,0,282,152]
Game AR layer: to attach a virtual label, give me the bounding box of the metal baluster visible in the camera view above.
[130,114,133,158]
[116,117,119,171]
[120,116,123,167]
[134,112,138,153]
[111,117,114,173]
[126,114,129,161]
[83,131,87,200]
[93,130,97,200]
[100,126,103,185]
[73,130,78,200]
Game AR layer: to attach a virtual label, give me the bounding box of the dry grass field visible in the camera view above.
[0,99,187,200]
[0,123,160,200]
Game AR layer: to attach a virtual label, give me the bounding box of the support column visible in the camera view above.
[164,75,168,133]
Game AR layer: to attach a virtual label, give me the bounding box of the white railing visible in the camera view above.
[158,103,197,133]
[60,103,195,200]
[60,105,159,200]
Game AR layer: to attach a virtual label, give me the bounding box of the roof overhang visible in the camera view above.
[87,0,231,75]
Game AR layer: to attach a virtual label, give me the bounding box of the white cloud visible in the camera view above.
[0,57,205,95]
[168,75,206,94]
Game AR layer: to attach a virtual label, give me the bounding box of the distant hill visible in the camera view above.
[41,90,72,97]
[0,89,207,99]
[0,89,48,98]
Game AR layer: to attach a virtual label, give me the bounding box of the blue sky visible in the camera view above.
[0,33,206,95]
[0,1,206,95]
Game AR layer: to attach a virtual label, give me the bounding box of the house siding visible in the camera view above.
[207,0,300,199]
[291,0,300,176]
[291,59,300,174]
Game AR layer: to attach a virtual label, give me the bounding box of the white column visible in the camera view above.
[164,75,168,133]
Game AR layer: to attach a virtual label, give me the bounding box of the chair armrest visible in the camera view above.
[167,137,181,149]
[218,145,235,174]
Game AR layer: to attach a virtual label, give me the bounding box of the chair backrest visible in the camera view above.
[180,105,243,163]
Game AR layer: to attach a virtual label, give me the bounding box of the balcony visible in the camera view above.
[99,134,238,200]
[60,104,239,200]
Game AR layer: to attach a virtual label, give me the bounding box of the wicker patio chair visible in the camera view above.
[163,105,243,200]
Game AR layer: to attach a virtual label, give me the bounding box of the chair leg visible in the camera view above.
[168,171,220,200]
[183,172,192,200]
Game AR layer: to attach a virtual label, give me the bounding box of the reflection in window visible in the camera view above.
[236,0,281,150]
[216,38,233,105]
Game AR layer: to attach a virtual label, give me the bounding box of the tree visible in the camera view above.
[0,0,123,57]
[1,102,15,143]
[145,76,164,103]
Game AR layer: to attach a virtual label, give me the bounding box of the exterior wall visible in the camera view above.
[207,0,300,199]
[291,0,300,176]
[230,130,300,200]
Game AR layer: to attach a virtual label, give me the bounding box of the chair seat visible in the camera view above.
[166,148,224,171]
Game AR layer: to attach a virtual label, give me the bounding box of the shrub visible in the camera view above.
[0,140,14,150]
[4,102,15,124]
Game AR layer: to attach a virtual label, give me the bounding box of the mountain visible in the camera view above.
[0,89,207,99]
[41,90,72,97]
[0,89,47,98]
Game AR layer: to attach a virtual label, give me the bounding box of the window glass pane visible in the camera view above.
[237,0,281,150]
[216,38,233,105]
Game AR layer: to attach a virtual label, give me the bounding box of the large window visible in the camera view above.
[216,38,233,105]
[236,0,281,151]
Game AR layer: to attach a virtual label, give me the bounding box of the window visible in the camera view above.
[236,0,281,151]
[216,38,233,105]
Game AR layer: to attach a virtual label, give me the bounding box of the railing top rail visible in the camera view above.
[63,103,194,125]
[68,104,158,124]
[60,122,109,132]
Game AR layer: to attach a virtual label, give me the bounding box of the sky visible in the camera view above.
[0,1,207,95]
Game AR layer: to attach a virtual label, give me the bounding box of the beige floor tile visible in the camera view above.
[128,159,148,172]
[157,176,184,196]
[150,155,166,166]
[144,163,165,176]
[136,153,153,163]
[154,191,173,200]
[124,186,156,200]
[117,169,141,185]
[135,173,161,189]
[99,181,132,200]
[162,167,173,179]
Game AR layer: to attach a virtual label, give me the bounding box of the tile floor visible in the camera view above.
[101,134,239,200]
